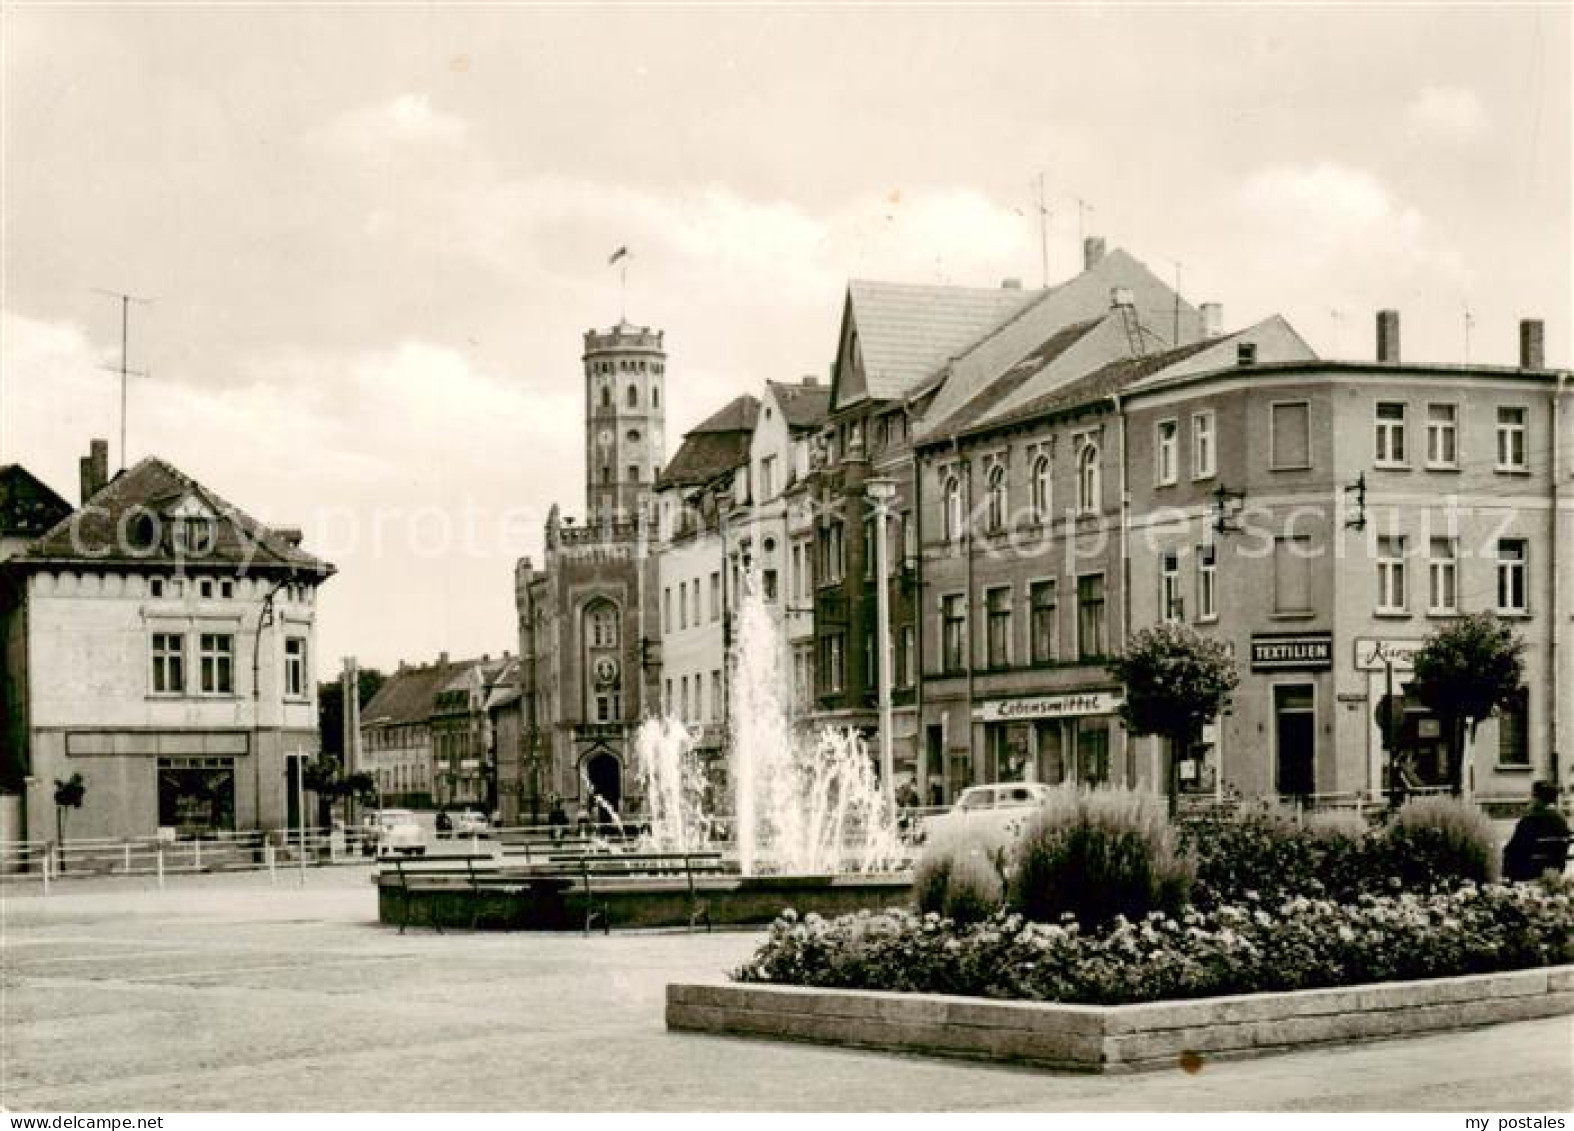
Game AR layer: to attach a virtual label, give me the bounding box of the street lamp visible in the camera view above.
[866,477,898,817]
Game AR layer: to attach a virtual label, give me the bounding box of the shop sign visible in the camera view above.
[1250,632,1333,672]
[973,691,1122,723]
[1353,637,1423,673]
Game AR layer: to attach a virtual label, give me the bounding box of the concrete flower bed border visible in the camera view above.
[666,965,1574,1073]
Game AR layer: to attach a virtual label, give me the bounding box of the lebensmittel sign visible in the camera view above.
[973,691,1122,722]
[1354,637,1424,672]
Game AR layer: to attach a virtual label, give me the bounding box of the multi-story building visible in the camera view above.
[515,321,665,822]
[653,395,758,763]
[430,654,516,811]
[810,241,1197,801]
[359,658,453,808]
[1122,313,1570,801]
[0,442,334,841]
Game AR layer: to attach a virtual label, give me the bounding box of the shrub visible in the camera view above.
[1382,795,1499,889]
[911,825,1007,923]
[1009,785,1193,930]
[736,875,1574,1005]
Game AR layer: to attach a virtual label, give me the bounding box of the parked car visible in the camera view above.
[452,810,491,837]
[365,808,426,857]
[919,782,1055,845]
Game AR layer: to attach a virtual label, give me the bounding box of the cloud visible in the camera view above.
[321,92,469,150]
[1406,85,1488,144]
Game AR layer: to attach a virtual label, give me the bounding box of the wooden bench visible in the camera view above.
[518,851,727,935]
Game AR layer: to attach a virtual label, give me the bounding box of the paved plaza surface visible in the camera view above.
[2,867,1570,1112]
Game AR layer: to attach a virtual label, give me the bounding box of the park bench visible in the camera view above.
[381,854,536,934]
[516,850,727,935]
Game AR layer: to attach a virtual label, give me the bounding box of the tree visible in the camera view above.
[300,755,379,829]
[52,773,85,872]
[1411,613,1525,796]
[316,667,387,760]
[1106,624,1239,816]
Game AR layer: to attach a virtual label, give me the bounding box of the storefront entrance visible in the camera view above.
[1274,685,1316,797]
[157,756,236,836]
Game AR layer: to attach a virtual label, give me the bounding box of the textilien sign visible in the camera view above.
[1249,632,1333,672]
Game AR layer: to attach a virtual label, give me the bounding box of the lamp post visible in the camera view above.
[866,477,898,817]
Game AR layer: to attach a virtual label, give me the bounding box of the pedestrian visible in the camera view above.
[435,808,452,838]
[1503,780,1571,882]
[546,795,569,841]
[929,781,944,808]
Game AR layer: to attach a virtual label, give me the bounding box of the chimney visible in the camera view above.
[1000,277,1023,290]
[1200,303,1224,339]
[1109,286,1134,309]
[439,651,449,667]
[801,375,819,387]
[79,439,109,503]
[1376,310,1401,364]
[1236,341,1258,367]
[1083,236,1106,270]
[1519,319,1545,370]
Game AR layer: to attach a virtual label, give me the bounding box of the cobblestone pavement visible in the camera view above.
[2,867,1570,1112]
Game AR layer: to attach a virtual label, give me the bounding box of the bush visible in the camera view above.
[736,876,1574,1005]
[912,826,1007,924]
[1382,795,1499,889]
[1009,785,1193,930]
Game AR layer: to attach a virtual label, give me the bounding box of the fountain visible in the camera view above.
[636,577,906,875]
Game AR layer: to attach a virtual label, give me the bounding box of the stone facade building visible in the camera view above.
[0,444,334,842]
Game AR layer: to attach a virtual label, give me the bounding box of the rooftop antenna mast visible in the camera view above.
[91,288,153,472]
[608,246,631,323]
[1034,173,1051,289]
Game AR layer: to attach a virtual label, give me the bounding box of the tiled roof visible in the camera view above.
[17,457,331,574]
[0,465,72,539]
[767,381,832,430]
[921,318,1103,440]
[847,281,1039,403]
[363,654,511,728]
[657,394,759,488]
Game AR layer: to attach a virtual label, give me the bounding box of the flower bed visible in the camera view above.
[735,879,1573,1006]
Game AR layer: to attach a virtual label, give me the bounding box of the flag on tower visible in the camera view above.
[608,246,630,265]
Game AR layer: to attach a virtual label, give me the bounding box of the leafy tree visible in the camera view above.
[1411,613,1526,796]
[1106,624,1239,815]
[52,773,85,872]
[301,755,379,828]
[316,667,387,759]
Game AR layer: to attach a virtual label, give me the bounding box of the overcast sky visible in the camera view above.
[3,4,1569,673]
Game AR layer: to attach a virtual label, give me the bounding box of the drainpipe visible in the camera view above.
[1111,392,1133,785]
[1551,372,1568,787]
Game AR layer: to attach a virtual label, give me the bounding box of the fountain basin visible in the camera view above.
[375,870,914,932]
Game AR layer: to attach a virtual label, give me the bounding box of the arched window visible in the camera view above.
[943,475,963,543]
[653,384,661,409]
[1078,443,1100,514]
[985,464,1006,532]
[627,384,638,409]
[600,384,611,409]
[585,600,620,648]
[1032,455,1052,522]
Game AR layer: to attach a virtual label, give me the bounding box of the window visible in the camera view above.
[627,464,639,483]
[709,572,721,622]
[1160,551,1183,622]
[220,580,234,599]
[985,587,1012,668]
[1376,535,1407,613]
[863,517,875,579]
[1496,539,1528,613]
[941,595,967,673]
[1374,402,1407,466]
[1192,411,1216,479]
[1155,420,1178,486]
[601,385,611,409]
[760,456,776,499]
[1077,443,1100,514]
[763,569,778,601]
[1197,544,1217,622]
[627,384,638,409]
[173,517,215,555]
[711,670,723,721]
[1270,402,1311,469]
[284,637,308,698]
[1428,538,1458,614]
[985,464,1006,532]
[1498,687,1530,767]
[1031,455,1052,522]
[150,577,165,598]
[587,601,619,647]
[865,631,876,687]
[151,633,184,694]
[790,545,802,601]
[1496,407,1528,471]
[943,475,963,543]
[681,676,690,721]
[823,523,845,583]
[199,633,234,694]
[663,587,672,633]
[627,429,642,443]
[198,578,214,599]
[1077,574,1106,660]
[823,634,846,692]
[1426,404,1458,468]
[664,679,673,716]
[897,625,914,687]
[902,511,917,561]
[1029,580,1058,664]
[1275,536,1313,614]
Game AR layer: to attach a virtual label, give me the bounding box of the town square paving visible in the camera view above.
[2,866,1570,1112]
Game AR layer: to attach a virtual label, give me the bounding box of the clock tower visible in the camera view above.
[583,321,666,522]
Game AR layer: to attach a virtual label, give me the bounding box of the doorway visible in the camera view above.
[1274,684,1316,797]
[585,751,622,812]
